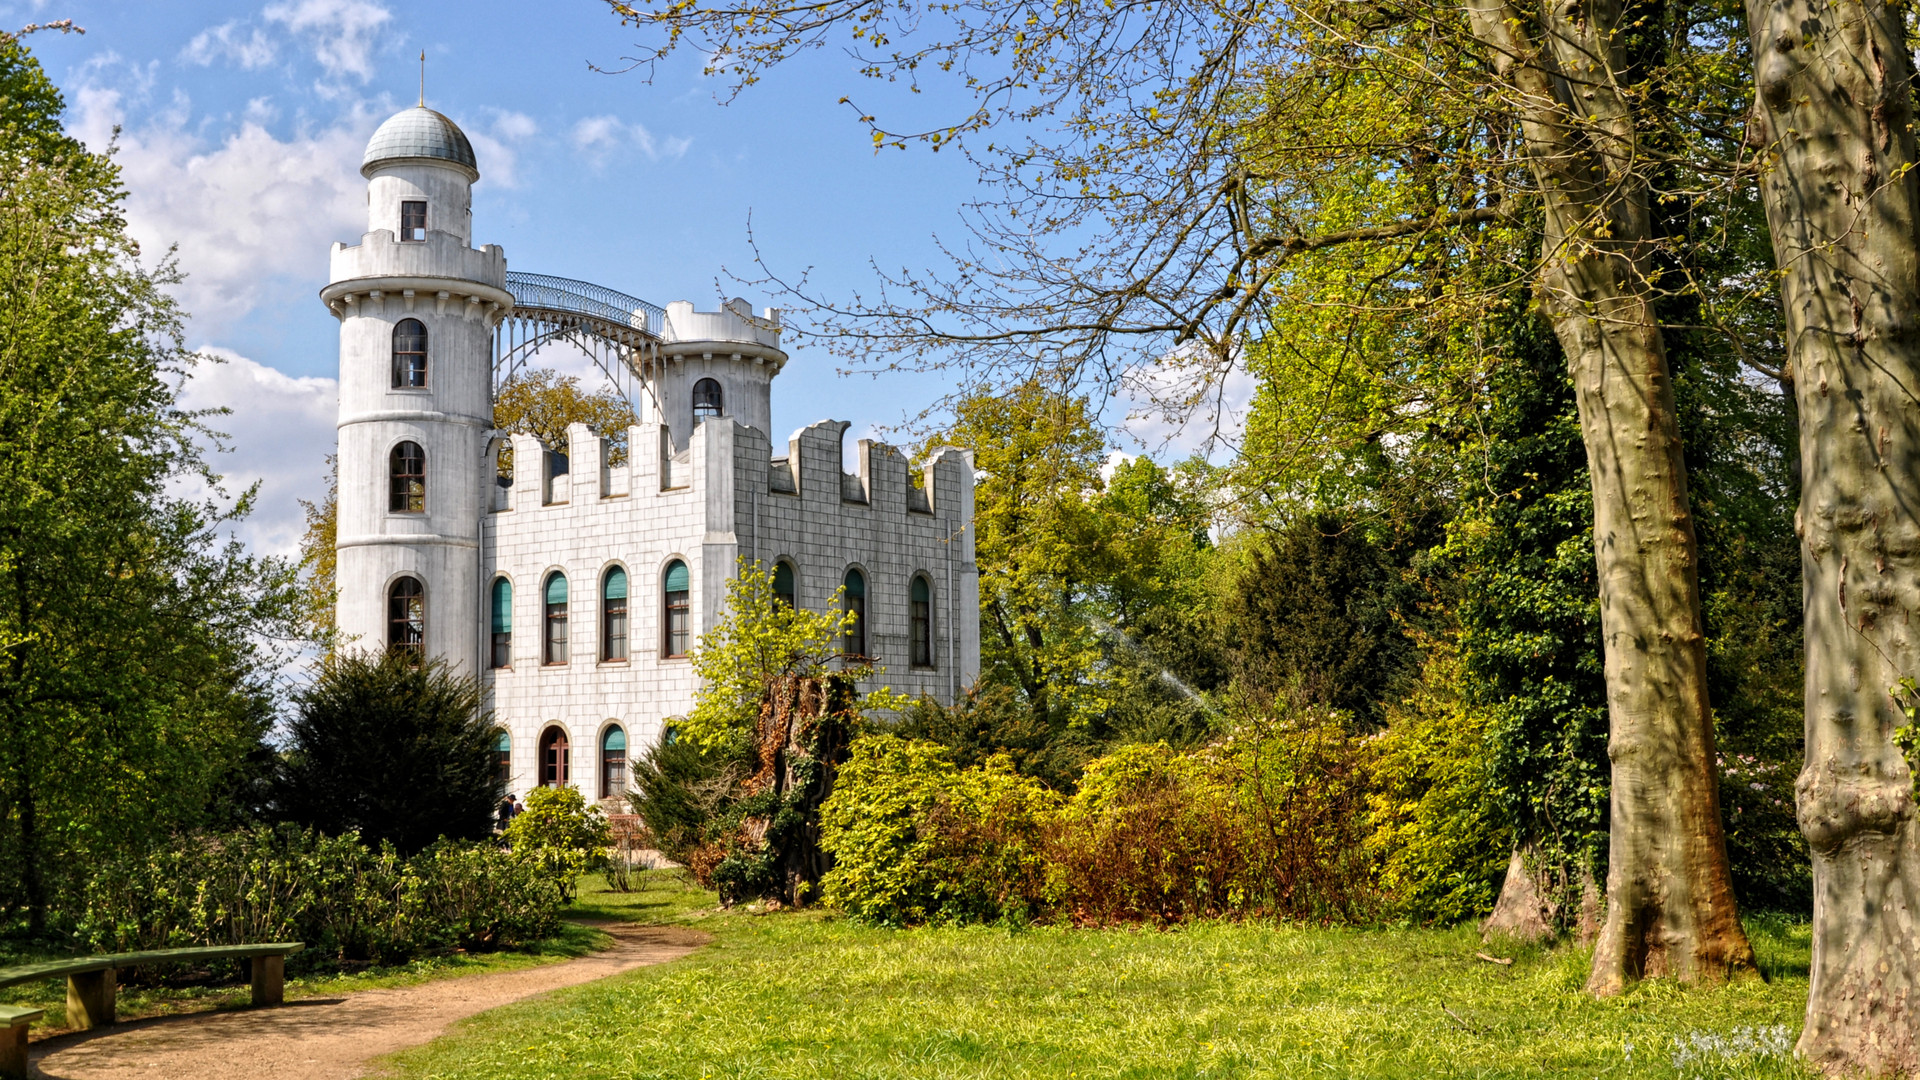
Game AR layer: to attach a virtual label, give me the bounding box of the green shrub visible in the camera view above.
[273,651,502,855]
[1366,643,1511,924]
[507,785,611,903]
[1048,743,1251,924]
[820,734,1058,925]
[74,826,560,967]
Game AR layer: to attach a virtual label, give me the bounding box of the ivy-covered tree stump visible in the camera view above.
[712,673,857,906]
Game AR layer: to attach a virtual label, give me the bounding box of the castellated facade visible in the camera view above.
[324,104,980,801]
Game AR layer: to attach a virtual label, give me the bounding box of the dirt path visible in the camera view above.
[27,922,707,1080]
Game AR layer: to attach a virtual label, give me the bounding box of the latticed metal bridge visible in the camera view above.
[492,271,667,402]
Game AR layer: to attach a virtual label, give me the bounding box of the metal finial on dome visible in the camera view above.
[418,51,425,107]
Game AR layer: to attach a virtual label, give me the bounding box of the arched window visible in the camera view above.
[493,729,512,786]
[663,560,690,657]
[602,567,629,662]
[544,573,569,665]
[392,318,428,388]
[773,561,796,609]
[388,576,424,656]
[910,575,934,668]
[843,568,866,658]
[539,727,570,787]
[389,441,425,513]
[692,378,723,422]
[490,577,513,669]
[600,726,627,800]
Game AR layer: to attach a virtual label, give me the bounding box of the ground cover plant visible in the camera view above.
[383,874,1815,1080]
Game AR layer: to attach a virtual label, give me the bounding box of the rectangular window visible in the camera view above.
[492,631,511,669]
[601,752,626,799]
[545,604,568,665]
[604,598,628,661]
[911,601,933,667]
[665,591,689,657]
[400,200,427,241]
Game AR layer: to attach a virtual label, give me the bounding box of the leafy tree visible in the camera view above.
[0,31,298,933]
[1223,513,1417,729]
[273,651,502,855]
[507,785,612,903]
[680,561,862,751]
[493,368,637,470]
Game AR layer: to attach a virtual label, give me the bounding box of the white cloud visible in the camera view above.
[262,0,393,83]
[569,114,691,163]
[1116,353,1255,462]
[68,85,371,334]
[467,110,538,189]
[182,21,278,70]
[177,348,338,559]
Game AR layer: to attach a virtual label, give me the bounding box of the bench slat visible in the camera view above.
[0,1006,42,1026]
[106,943,305,968]
[0,942,304,990]
[0,959,113,990]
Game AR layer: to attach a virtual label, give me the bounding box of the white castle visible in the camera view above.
[324,105,980,801]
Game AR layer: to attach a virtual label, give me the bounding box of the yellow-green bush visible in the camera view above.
[819,734,1058,925]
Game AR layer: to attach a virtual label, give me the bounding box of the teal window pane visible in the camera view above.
[491,578,512,633]
[604,566,628,600]
[912,576,930,602]
[663,560,689,593]
[603,727,626,752]
[844,568,865,597]
[546,573,568,606]
[494,730,511,753]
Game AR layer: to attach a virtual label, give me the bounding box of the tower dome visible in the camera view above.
[362,106,478,179]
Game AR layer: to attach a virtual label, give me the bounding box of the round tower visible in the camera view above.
[321,106,510,671]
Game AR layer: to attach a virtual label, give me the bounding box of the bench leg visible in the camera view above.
[250,954,284,1007]
[66,968,115,1030]
[0,1022,27,1080]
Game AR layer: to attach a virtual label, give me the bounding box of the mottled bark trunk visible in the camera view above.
[1483,847,1555,943]
[1743,0,1920,1069]
[1464,0,1755,992]
[1483,842,1605,944]
[746,673,855,906]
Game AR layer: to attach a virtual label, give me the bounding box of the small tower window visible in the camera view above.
[910,575,934,669]
[544,573,569,665]
[389,441,426,513]
[843,568,866,658]
[539,726,570,787]
[490,577,513,669]
[389,576,425,657]
[602,566,629,662]
[663,560,690,657]
[393,319,427,388]
[692,378,723,422]
[401,200,427,242]
[600,726,627,800]
[773,561,796,609]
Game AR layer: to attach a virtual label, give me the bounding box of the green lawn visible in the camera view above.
[384,877,1814,1080]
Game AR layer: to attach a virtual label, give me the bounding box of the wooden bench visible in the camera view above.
[0,1006,41,1080]
[0,941,303,1074]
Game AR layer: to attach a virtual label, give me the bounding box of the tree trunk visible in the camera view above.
[1463,0,1756,992]
[1743,0,1920,1068]
[745,673,856,906]
[1483,847,1555,943]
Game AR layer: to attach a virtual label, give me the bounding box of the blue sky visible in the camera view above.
[6,0,1236,557]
